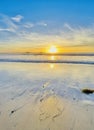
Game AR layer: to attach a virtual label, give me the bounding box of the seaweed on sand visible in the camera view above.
[82,88,94,95]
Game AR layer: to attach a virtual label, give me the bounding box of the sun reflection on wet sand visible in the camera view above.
[50,56,55,60]
[50,64,55,69]
[49,55,55,69]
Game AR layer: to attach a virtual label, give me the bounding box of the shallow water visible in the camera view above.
[0,54,94,63]
[0,55,94,130]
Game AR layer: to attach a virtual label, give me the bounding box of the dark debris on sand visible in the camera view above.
[10,110,16,115]
[82,88,94,95]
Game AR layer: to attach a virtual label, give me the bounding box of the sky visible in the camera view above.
[0,0,94,53]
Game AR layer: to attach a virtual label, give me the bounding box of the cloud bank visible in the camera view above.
[0,13,94,49]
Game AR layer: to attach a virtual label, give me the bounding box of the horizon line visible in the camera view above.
[0,52,94,56]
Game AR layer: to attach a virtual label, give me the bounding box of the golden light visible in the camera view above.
[50,56,55,60]
[50,64,55,69]
[48,46,58,53]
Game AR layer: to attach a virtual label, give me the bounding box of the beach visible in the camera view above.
[0,0,94,129]
[0,55,94,130]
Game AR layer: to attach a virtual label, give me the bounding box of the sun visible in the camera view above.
[48,46,57,53]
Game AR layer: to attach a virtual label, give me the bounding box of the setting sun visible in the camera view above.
[48,46,58,53]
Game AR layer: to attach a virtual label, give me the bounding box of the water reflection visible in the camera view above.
[50,64,55,69]
[50,55,55,60]
[49,55,55,69]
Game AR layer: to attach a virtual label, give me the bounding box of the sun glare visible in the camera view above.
[48,46,57,53]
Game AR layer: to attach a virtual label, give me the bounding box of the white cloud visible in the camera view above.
[11,15,23,22]
[24,23,34,28]
[23,21,47,29]
[64,23,74,32]
[37,22,47,27]
[0,13,94,48]
[0,26,17,33]
[0,13,18,33]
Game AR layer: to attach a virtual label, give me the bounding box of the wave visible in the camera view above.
[0,59,94,65]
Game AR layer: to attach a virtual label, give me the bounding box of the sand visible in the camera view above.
[0,62,94,130]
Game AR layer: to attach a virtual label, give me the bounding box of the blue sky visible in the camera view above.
[1,0,94,25]
[0,0,94,52]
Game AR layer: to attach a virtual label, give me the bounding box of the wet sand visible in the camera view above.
[0,63,94,130]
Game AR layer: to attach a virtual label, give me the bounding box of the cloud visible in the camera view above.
[37,21,47,27]
[0,28,12,32]
[23,21,47,29]
[11,15,23,22]
[0,13,18,33]
[0,13,94,48]
[24,23,34,28]
[64,23,74,32]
